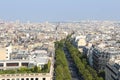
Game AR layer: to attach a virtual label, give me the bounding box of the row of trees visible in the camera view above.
[55,40,72,80]
[65,41,104,80]
[0,61,51,74]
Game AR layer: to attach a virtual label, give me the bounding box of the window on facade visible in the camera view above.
[26,78,29,80]
[106,56,108,58]
[6,63,19,66]
[31,78,34,80]
[43,78,46,80]
[16,78,19,80]
[7,79,10,80]
[0,63,3,67]
[21,78,24,80]
[35,78,38,80]
[12,79,15,80]
[101,67,105,70]
[2,79,5,80]
[22,63,28,67]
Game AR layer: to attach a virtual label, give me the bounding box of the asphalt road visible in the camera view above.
[63,46,84,80]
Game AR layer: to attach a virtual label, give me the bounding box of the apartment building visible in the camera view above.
[105,61,120,80]
[0,44,12,60]
[0,45,53,80]
[0,48,6,60]
[92,45,120,71]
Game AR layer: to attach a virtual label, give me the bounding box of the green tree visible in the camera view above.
[65,39,104,80]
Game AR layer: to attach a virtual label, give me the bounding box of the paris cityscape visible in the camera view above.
[0,0,120,80]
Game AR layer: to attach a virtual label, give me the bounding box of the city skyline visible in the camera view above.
[0,0,120,22]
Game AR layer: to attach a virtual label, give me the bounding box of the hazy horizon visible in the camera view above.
[0,0,120,22]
